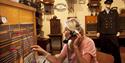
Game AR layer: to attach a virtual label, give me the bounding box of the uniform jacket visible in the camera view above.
[97,9,120,35]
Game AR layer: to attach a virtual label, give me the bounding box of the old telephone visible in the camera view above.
[63,30,79,43]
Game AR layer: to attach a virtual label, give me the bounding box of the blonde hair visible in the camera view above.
[65,18,84,36]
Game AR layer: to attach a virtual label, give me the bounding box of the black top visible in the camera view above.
[97,9,120,35]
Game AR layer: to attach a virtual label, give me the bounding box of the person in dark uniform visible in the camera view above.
[97,0,121,63]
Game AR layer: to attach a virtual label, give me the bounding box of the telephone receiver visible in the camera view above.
[63,30,79,43]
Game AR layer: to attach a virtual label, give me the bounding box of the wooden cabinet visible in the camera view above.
[85,16,97,39]
[0,0,37,63]
[48,17,62,54]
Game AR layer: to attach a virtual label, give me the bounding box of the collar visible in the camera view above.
[103,9,113,14]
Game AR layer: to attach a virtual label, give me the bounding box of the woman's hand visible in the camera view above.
[63,29,71,39]
[73,32,82,49]
[31,45,61,63]
[31,45,46,55]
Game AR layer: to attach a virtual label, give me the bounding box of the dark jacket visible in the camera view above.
[97,9,120,35]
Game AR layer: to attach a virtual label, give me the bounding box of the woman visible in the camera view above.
[31,18,98,63]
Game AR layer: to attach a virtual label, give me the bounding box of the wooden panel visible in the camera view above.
[50,18,61,34]
[85,16,97,32]
[0,5,19,24]
[85,16,97,24]
[119,16,125,31]
[19,9,34,24]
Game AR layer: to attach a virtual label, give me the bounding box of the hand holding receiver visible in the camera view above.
[72,30,81,48]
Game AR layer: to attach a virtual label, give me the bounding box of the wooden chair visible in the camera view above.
[96,51,114,63]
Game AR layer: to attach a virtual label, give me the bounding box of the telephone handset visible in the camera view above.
[63,30,79,43]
